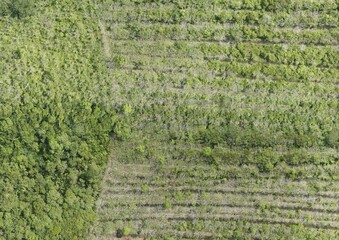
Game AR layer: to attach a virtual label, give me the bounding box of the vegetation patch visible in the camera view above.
[90,0,338,239]
[1,0,338,239]
[0,1,121,239]
[0,0,36,19]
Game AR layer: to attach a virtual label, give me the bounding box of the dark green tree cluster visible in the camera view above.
[0,0,35,18]
[0,1,123,239]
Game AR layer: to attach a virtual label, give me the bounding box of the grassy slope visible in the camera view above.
[89,0,339,239]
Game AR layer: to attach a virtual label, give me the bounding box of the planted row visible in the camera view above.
[107,22,339,45]
[110,40,339,68]
[103,7,338,28]
[100,0,337,12]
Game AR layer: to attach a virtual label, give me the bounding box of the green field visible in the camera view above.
[1,0,338,239]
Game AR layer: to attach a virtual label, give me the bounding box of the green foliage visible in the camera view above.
[116,226,131,238]
[91,0,338,238]
[113,54,127,67]
[2,0,338,239]
[326,128,339,147]
[164,197,172,209]
[202,147,212,157]
[0,1,119,239]
[0,0,35,18]
[122,225,131,236]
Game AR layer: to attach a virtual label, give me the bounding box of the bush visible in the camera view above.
[326,129,339,147]
[0,0,35,18]
[116,226,131,238]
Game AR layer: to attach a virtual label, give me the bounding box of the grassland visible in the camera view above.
[89,0,338,239]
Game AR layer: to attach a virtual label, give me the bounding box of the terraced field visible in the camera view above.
[90,0,338,239]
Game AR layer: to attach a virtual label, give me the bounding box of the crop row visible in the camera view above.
[110,73,339,104]
[106,164,339,189]
[113,51,338,75]
[102,200,339,215]
[110,68,338,95]
[93,219,339,240]
[101,189,339,213]
[109,137,339,168]
[109,40,339,68]
[109,67,338,94]
[108,53,339,81]
[106,146,339,181]
[106,181,339,202]
[134,145,339,168]
[99,0,337,12]
[105,162,339,183]
[102,7,338,28]
[103,163,339,181]
[110,83,338,109]
[99,205,339,227]
[107,180,339,200]
[106,22,339,45]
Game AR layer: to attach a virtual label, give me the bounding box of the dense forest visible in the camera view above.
[0,1,121,239]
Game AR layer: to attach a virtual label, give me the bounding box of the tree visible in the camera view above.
[0,0,35,19]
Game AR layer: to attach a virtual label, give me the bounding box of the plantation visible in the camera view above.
[0,0,338,239]
[90,0,338,239]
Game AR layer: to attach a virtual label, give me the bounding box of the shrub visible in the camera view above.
[164,197,172,209]
[116,226,131,238]
[326,129,339,147]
